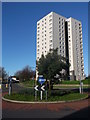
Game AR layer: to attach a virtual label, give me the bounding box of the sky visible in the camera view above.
[2,2,88,76]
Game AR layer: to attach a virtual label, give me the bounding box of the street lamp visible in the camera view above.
[79,74,82,94]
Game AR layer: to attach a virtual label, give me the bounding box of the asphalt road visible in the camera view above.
[2,83,89,120]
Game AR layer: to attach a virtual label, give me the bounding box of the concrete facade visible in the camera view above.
[36,12,85,80]
[66,18,84,80]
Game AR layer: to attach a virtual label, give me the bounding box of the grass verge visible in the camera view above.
[4,92,88,102]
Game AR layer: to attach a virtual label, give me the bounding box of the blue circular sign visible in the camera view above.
[38,76,46,85]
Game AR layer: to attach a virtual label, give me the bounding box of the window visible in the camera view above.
[49,15,52,18]
[50,36,52,38]
[49,27,52,30]
[59,37,61,40]
[49,31,52,34]
[49,23,52,26]
[59,21,60,24]
[37,27,40,29]
[50,44,52,47]
[49,19,52,22]
[37,23,40,26]
[59,33,61,36]
[50,40,52,42]
[59,17,60,20]
[59,29,61,32]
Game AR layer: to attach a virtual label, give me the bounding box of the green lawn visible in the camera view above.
[59,79,90,84]
[18,79,90,88]
[53,85,89,89]
[19,80,35,87]
[4,92,88,102]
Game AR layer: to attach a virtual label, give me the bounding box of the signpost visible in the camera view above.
[8,77,12,95]
[38,75,46,100]
[34,75,47,101]
[8,76,19,95]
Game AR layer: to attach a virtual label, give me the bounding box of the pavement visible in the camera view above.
[1,83,90,119]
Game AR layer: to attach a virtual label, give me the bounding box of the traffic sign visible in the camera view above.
[38,76,46,85]
[34,85,39,91]
[41,85,45,91]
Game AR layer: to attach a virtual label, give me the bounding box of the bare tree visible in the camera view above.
[15,65,35,82]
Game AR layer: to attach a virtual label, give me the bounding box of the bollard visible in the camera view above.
[41,90,43,100]
[79,86,81,94]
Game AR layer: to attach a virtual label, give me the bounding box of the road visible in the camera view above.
[2,83,89,119]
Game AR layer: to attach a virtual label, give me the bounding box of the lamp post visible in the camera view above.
[79,74,82,94]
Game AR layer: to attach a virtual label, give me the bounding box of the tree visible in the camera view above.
[87,74,90,79]
[37,48,70,87]
[15,65,35,82]
[0,67,8,80]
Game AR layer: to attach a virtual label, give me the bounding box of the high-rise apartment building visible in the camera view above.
[36,12,85,80]
[66,18,84,80]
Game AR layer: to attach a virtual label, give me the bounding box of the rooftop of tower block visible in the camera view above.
[37,11,67,23]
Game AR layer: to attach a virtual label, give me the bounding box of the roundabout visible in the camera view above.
[2,83,89,119]
[2,92,88,103]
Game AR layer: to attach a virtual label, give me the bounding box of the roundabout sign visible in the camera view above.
[34,75,47,100]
